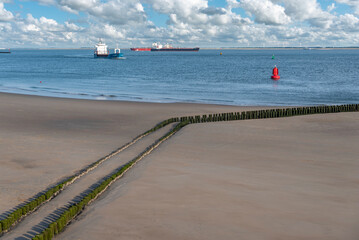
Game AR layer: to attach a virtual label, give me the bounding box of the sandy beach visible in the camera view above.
[60,112,359,240]
[0,92,245,214]
[1,92,358,239]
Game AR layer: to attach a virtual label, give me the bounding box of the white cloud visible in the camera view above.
[240,0,291,25]
[54,0,147,25]
[89,1,146,25]
[101,24,125,39]
[21,23,40,32]
[0,0,359,48]
[272,0,335,28]
[147,0,208,26]
[32,0,147,25]
[0,2,13,21]
[226,0,241,9]
[332,13,359,31]
[278,0,323,20]
[327,3,336,12]
[64,21,83,31]
[39,16,64,31]
[147,0,207,16]
[144,0,253,44]
[36,0,56,5]
[200,6,226,15]
[2,13,90,47]
[59,0,98,13]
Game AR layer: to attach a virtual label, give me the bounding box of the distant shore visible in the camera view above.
[8,47,359,50]
[201,47,359,50]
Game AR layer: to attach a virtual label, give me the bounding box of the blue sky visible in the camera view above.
[5,0,82,24]
[1,0,359,47]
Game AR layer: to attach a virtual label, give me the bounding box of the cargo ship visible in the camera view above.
[94,39,124,59]
[131,42,199,52]
[0,48,11,53]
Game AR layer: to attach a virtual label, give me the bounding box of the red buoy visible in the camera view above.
[271,66,280,80]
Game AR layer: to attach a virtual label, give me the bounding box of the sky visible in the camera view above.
[1,0,359,48]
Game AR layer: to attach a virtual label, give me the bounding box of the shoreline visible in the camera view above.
[0,91,352,108]
[0,91,271,108]
[0,91,278,108]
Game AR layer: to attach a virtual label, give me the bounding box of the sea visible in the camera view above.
[1,49,358,106]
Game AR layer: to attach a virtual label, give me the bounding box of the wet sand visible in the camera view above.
[61,113,359,240]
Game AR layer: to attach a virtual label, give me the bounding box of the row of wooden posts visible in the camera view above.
[179,104,359,123]
[0,118,178,235]
[31,121,189,240]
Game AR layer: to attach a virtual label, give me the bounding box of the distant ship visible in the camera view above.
[0,48,11,53]
[94,39,124,59]
[131,42,199,52]
[130,47,151,51]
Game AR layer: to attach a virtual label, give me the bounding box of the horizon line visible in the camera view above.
[5,46,359,50]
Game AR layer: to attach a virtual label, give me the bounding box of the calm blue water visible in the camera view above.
[0,49,358,106]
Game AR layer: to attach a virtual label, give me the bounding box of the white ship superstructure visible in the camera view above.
[151,42,173,49]
[148,42,199,51]
[94,39,109,57]
[94,39,124,59]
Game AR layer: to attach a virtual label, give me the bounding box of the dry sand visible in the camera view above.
[61,112,359,240]
[0,92,245,214]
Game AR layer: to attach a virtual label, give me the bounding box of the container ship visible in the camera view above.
[94,39,124,59]
[131,42,199,52]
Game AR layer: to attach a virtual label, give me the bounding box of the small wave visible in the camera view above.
[95,96,107,100]
[31,86,59,91]
[97,94,118,98]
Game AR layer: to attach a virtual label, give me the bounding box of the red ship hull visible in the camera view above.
[131,47,200,52]
[130,48,151,51]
